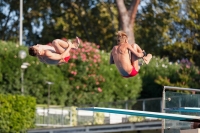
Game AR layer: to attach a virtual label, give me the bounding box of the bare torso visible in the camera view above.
[37,44,56,52]
[111,43,134,76]
[36,44,64,64]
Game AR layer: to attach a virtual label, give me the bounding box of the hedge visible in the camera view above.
[0,94,36,133]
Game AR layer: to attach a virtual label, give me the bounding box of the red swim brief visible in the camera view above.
[64,56,70,62]
[123,67,138,78]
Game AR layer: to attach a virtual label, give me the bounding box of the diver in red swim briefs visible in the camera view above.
[110,31,152,78]
[28,37,80,65]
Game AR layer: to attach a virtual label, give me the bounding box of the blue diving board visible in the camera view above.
[164,107,200,112]
[77,107,200,122]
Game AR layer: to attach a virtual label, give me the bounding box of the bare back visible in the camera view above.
[37,44,56,52]
[36,44,64,64]
[111,43,134,76]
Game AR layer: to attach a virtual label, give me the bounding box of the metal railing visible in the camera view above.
[161,86,200,133]
[35,97,162,127]
[35,85,200,133]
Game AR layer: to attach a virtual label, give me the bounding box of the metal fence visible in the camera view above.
[162,86,200,133]
[35,97,162,127]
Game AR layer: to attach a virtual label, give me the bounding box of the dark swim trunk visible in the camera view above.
[123,67,138,78]
[64,56,70,62]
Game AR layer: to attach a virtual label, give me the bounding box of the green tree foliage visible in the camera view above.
[1,0,140,51]
[0,41,23,94]
[0,0,20,41]
[1,0,200,61]
[140,56,200,98]
[155,59,200,90]
[0,94,36,133]
[135,0,181,55]
[40,1,119,51]
[139,56,180,98]
[20,0,119,51]
[85,3,118,50]
[163,0,200,66]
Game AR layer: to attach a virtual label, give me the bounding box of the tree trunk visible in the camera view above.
[116,0,140,44]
